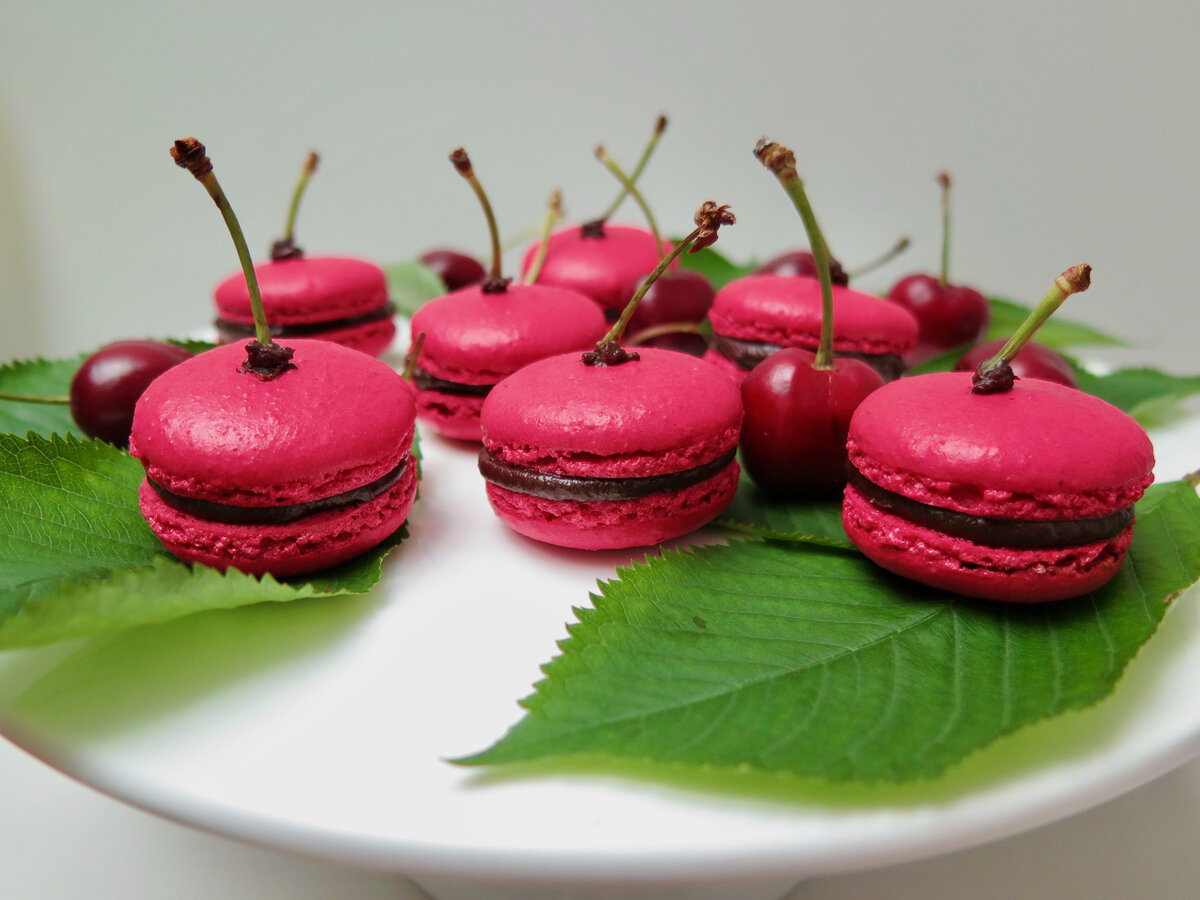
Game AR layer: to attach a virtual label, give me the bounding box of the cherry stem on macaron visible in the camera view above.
[585,201,734,366]
[937,172,952,285]
[522,188,564,285]
[171,137,296,379]
[972,264,1092,394]
[583,114,667,236]
[272,151,319,260]
[845,236,911,281]
[401,332,426,382]
[754,138,837,370]
[450,148,509,293]
[595,145,664,260]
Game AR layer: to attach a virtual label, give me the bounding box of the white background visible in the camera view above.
[2,1,1199,897]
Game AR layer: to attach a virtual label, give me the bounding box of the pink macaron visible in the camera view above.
[478,347,743,550]
[520,224,673,314]
[408,282,607,442]
[841,371,1154,602]
[703,274,918,384]
[129,339,417,577]
[214,255,395,357]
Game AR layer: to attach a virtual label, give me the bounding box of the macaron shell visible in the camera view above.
[138,452,418,577]
[520,224,673,311]
[842,482,1134,602]
[485,459,740,550]
[708,275,918,355]
[410,283,607,385]
[847,372,1154,519]
[130,340,415,506]
[414,390,486,443]
[214,256,389,325]
[481,349,743,478]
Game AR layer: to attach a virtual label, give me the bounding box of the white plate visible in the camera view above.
[2,400,1200,896]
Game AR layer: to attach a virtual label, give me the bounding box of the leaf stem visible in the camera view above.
[755,139,836,370]
[0,391,69,404]
[595,145,663,260]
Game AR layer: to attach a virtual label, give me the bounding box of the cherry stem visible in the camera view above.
[523,189,564,285]
[978,264,1092,375]
[595,114,667,224]
[402,332,426,382]
[598,202,734,348]
[845,236,911,280]
[172,138,272,346]
[0,391,69,404]
[937,172,951,286]
[281,151,319,247]
[450,148,505,287]
[595,145,663,260]
[755,139,836,370]
[624,321,702,347]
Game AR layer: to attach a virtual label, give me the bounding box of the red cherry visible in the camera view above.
[69,340,193,446]
[418,248,486,291]
[887,273,990,361]
[624,269,715,356]
[739,348,884,497]
[753,250,849,285]
[954,337,1078,387]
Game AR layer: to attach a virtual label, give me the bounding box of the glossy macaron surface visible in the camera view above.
[214,255,389,324]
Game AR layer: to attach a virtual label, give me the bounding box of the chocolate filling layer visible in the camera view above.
[847,467,1134,549]
[149,457,408,525]
[216,301,396,341]
[412,368,494,397]
[711,334,906,381]
[479,447,737,502]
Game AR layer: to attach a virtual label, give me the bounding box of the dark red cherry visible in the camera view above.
[418,248,486,291]
[954,337,1077,387]
[624,269,715,356]
[739,348,884,497]
[69,340,193,446]
[753,250,849,285]
[887,273,990,362]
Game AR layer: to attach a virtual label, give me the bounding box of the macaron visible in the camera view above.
[214,255,395,357]
[841,371,1155,602]
[703,274,919,384]
[520,223,673,314]
[129,339,418,577]
[478,347,743,550]
[408,282,607,442]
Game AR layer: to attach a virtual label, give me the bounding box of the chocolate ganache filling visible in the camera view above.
[216,302,396,342]
[479,447,738,502]
[710,334,906,381]
[412,368,494,397]
[847,467,1134,549]
[149,458,408,525]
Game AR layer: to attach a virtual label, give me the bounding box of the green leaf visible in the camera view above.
[716,470,851,547]
[1071,365,1200,420]
[0,354,86,438]
[676,246,757,289]
[462,480,1200,782]
[385,260,448,317]
[0,433,404,650]
[985,297,1124,348]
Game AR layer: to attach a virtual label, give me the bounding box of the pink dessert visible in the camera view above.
[520,224,672,314]
[214,255,395,357]
[704,274,918,384]
[408,282,607,442]
[478,347,743,550]
[130,339,417,577]
[842,371,1154,602]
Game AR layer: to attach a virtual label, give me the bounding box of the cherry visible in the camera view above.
[955,337,1078,387]
[69,340,192,446]
[741,349,883,496]
[418,248,486,292]
[888,173,989,362]
[737,139,886,497]
[753,250,849,285]
[624,269,715,356]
